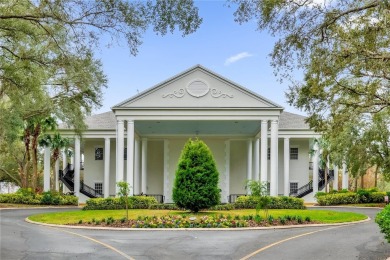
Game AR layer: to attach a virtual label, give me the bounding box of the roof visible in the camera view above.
[279,111,309,129]
[112,65,284,109]
[59,111,309,131]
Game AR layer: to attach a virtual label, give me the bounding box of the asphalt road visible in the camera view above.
[1,207,389,260]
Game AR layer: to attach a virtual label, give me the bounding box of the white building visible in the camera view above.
[46,65,348,203]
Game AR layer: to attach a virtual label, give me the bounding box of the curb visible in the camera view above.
[307,205,385,209]
[25,216,371,231]
[0,206,80,211]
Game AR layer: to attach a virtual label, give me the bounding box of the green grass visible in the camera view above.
[28,208,367,225]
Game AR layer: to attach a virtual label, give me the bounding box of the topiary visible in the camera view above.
[172,138,220,212]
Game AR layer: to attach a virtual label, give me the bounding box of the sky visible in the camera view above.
[94,1,306,116]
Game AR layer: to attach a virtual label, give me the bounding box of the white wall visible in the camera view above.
[288,139,310,193]
[230,140,247,194]
[266,139,310,196]
[84,139,117,197]
[146,140,164,194]
[165,138,227,203]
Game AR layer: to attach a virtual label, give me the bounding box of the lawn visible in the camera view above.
[28,208,367,225]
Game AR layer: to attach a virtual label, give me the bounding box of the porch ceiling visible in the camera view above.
[135,120,262,136]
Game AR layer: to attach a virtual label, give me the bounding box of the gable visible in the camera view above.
[113,65,283,109]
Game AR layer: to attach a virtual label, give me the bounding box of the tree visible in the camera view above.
[117,181,131,220]
[230,0,390,174]
[172,139,220,212]
[246,180,271,217]
[40,132,70,190]
[0,0,202,189]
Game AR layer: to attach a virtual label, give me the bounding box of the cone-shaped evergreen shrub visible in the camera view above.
[172,139,220,212]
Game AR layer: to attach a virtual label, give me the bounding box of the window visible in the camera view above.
[267,148,270,160]
[124,148,127,160]
[290,148,299,160]
[95,148,103,160]
[290,182,298,195]
[95,182,103,195]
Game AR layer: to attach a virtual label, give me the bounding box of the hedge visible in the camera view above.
[83,196,158,210]
[233,196,306,209]
[0,192,78,205]
[316,191,387,206]
[376,204,390,243]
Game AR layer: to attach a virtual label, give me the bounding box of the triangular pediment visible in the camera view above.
[112,65,283,109]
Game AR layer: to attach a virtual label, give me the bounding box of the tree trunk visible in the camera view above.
[360,174,364,190]
[374,166,378,188]
[31,123,41,192]
[354,178,358,192]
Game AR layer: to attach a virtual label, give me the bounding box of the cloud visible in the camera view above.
[224,52,253,66]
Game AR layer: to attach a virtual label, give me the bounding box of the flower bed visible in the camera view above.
[70,213,315,228]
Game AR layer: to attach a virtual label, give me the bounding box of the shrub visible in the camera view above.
[376,205,390,243]
[356,189,371,203]
[172,139,220,212]
[268,196,306,209]
[315,192,327,198]
[233,196,305,209]
[370,192,387,203]
[149,204,181,210]
[209,204,235,211]
[0,191,77,205]
[317,193,359,205]
[233,196,258,209]
[317,190,386,205]
[83,196,157,210]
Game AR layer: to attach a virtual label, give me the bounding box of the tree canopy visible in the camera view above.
[0,0,202,188]
[230,0,390,176]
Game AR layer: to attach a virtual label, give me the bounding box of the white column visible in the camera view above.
[163,139,170,202]
[333,164,339,191]
[270,120,279,196]
[253,138,260,181]
[127,120,134,195]
[225,140,230,203]
[62,150,67,193]
[70,154,74,170]
[284,137,290,196]
[104,137,110,198]
[342,161,348,190]
[312,142,319,195]
[141,138,148,194]
[246,139,252,195]
[74,136,81,197]
[260,120,268,183]
[134,139,141,195]
[116,120,125,194]
[55,159,59,191]
[62,150,67,170]
[43,146,51,192]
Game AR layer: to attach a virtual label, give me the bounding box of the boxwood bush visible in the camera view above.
[233,196,305,209]
[376,205,390,243]
[83,196,158,210]
[316,190,387,206]
[0,191,78,205]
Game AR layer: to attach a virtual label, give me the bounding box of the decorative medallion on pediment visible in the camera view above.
[186,80,209,97]
[162,79,233,99]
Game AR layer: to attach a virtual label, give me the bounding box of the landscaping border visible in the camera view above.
[25,215,370,231]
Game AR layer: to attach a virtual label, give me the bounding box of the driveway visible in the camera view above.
[1,207,389,259]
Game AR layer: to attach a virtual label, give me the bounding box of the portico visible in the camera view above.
[53,65,330,203]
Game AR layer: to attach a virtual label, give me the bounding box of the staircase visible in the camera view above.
[59,164,103,198]
[290,169,334,198]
